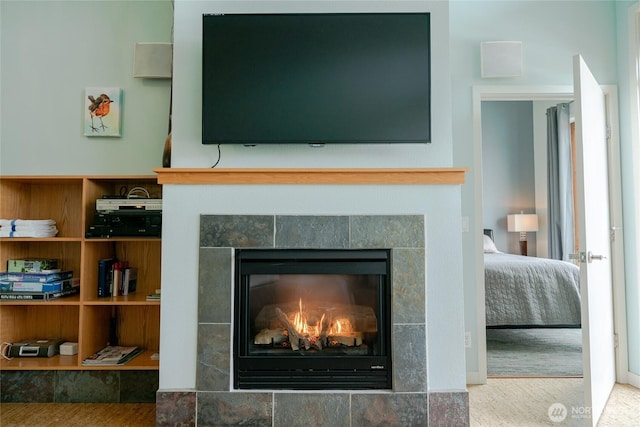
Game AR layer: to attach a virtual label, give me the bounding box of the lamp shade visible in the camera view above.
[507,214,538,232]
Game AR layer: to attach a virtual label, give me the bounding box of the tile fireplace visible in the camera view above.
[157,215,468,427]
[190,214,430,426]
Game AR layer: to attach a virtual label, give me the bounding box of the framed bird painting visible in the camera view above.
[84,87,122,137]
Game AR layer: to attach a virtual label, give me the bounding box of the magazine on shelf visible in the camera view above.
[82,345,144,366]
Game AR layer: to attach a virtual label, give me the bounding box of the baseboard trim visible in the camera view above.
[466,371,486,385]
[627,371,640,388]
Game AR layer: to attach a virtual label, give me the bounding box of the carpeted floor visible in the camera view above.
[486,328,583,377]
[469,379,640,426]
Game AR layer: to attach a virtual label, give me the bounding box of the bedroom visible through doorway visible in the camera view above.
[472,74,625,426]
[481,99,583,378]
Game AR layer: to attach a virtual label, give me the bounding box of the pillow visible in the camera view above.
[483,234,499,253]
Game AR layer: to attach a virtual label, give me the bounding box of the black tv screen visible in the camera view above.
[202,13,430,145]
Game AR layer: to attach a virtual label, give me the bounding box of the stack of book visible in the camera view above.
[82,345,144,366]
[146,289,161,301]
[97,258,138,298]
[0,259,79,301]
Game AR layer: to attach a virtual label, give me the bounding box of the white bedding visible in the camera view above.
[484,252,581,327]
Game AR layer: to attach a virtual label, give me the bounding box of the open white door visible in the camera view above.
[573,54,616,426]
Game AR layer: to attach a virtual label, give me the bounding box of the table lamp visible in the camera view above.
[507,213,539,256]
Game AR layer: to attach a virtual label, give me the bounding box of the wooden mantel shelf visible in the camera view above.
[153,168,468,185]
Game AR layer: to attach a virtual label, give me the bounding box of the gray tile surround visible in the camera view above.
[186,214,468,426]
[0,370,158,403]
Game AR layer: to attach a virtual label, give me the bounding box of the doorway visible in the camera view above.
[480,98,582,377]
[471,86,626,421]
[472,86,625,381]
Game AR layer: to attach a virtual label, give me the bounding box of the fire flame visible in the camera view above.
[290,298,353,338]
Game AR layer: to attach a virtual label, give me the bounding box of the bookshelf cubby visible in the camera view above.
[0,175,161,370]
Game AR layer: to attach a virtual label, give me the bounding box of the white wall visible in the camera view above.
[481,99,571,259]
[615,1,640,378]
[481,101,537,256]
[161,0,467,393]
[0,1,173,175]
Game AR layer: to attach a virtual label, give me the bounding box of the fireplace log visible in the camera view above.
[275,307,312,351]
[328,332,363,347]
[254,328,288,345]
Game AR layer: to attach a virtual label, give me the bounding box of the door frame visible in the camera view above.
[626,0,640,391]
[471,85,628,384]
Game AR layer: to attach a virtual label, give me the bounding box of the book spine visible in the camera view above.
[0,292,49,300]
[122,266,137,295]
[112,262,121,297]
[122,268,129,295]
[97,259,114,297]
[48,286,80,299]
[11,281,63,292]
[0,270,73,283]
[0,286,79,301]
[97,260,107,297]
[112,261,128,297]
[8,278,78,292]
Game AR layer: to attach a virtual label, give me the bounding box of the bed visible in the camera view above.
[483,229,581,328]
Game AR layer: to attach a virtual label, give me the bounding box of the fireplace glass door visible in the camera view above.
[234,249,392,390]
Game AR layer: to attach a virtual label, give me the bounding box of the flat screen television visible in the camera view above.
[202,13,430,145]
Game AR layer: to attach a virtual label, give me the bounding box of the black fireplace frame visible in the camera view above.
[233,248,392,390]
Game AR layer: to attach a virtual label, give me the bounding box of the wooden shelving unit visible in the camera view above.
[0,175,161,371]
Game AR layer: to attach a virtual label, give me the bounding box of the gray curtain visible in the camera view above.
[547,103,575,260]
